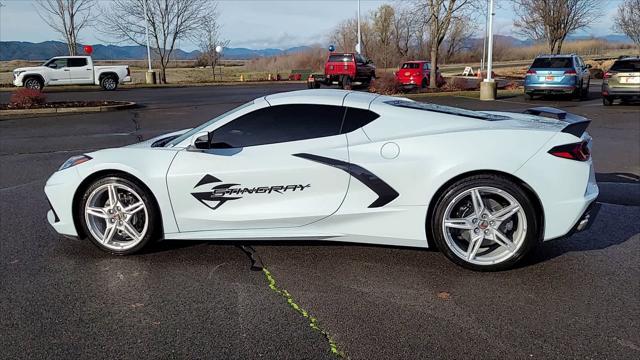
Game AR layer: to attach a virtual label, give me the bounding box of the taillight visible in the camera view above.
[526,69,536,75]
[126,67,130,76]
[564,69,577,75]
[603,71,615,79]
[548,141,590,161]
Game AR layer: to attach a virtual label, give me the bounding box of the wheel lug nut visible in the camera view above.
[482,214,487,219]
[484,229,490,235]
[110,218,115,223]
[472,218,478,224]
[474,228,479,234]
[489,221,495,226]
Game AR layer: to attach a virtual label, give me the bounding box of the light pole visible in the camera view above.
[479,0,496,100]
[0,2,5,45]
[356,0,362,54]
[142,0,155,83]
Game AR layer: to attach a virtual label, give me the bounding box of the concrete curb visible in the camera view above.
[0,101,137,118]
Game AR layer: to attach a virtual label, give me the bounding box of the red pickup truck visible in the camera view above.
[308,53,376,90]
[395,61,444,89]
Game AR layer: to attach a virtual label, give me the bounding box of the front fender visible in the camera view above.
[76,148,181,234]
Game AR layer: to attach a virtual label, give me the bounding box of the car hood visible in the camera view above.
[14,66,47,73]
[126,128,191,148]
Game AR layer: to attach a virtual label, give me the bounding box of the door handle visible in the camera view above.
[63,69,70,71]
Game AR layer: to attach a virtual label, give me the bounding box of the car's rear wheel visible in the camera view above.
[100,75,118,91]
[603,96,614,106]
[581,79,590,99]
[79,176,158,255]
[341,76,352,90]
[24,77,43,91]
[431,174,540,271]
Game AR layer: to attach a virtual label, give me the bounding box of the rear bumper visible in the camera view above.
[602,85,640,97]
[525,84,576,94]
[569,201,601,234]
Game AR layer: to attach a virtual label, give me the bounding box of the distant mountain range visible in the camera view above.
[0,35,632,61]
[0,41,313,61]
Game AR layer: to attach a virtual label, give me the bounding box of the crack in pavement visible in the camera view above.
[261,267,346,358]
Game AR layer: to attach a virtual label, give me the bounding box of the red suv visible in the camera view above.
[308,53,376,90]
[395,61,444,89]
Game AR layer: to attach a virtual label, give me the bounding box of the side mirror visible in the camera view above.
[190,131,210,150]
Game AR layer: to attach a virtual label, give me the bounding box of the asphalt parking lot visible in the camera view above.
[1,83,638,359]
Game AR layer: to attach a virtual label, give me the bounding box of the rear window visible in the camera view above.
[401,63,421,69]
[385,100,510,121]
[610,60,640,72]
[531,57,573,68]
[328,54,354,63]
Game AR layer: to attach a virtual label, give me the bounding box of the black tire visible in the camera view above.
[100,75,118,91]
[24,77,43,91]
[313,81,321,89]
[603,96,613,106]
[78,176,159,255]
[341,76,352,90]
[526,93,534,100]
[307,81,314,89]
[421,78,427,89]
[581,79,590,99]
[572,82,583,100]
[430,174,541,271]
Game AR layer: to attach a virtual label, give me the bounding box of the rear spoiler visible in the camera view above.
[524,107,590,137]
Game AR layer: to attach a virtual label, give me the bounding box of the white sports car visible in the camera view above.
[45,90,599,271]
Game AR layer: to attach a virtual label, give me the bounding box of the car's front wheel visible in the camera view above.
[24,77,43,91]
[431,174,540,271]
[79,176,158,255]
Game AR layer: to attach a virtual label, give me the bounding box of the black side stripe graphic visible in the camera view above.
[293,153,399,208]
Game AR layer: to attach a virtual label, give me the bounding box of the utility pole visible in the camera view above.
[356,0,362,54]
[479,0,496,100]
[142,0,156,83]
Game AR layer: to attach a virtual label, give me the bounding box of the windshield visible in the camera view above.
[531,57,573,68]
[385,100,510,121]
[401,63,421,69]
[328,54,354,62]
[165,101,254,147]
[610,59,640,72]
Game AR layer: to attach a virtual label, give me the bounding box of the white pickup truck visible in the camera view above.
[13,56,131,91]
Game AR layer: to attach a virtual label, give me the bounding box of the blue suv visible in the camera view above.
[525,54,591,99]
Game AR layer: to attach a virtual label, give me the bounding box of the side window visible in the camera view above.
[68,58,88,67]
[211,104,345,148]
[48,58,68,69]
[424,63,431,70]
[355,54,365,64]
[341,107,379,133]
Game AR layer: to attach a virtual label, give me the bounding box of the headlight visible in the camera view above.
[13,70,26,77]
[59,155,92,171]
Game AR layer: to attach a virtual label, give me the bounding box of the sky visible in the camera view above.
[0,0,625,51]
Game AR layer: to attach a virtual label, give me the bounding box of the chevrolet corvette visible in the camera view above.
[45,89,599,271]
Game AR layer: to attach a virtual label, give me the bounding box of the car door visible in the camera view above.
[67,57,93,84]
[166,102,350,232]
[45,58,71,85]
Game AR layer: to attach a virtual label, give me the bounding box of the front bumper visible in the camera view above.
[13,77,23,87]
[44,168,83,238]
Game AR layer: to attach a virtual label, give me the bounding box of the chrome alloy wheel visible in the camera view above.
[103,77,116,90]
[84,182,148,251]
[442,186,527,266]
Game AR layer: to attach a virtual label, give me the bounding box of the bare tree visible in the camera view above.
[98,0,215,83]
[417,0,476,88]
[443,15,475,63]
[512,0,600,54]
[372,4,396,68]
[613,0,640,48]
[195,9,228,80]
[36,0,93,56]
[393,6,422,59]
